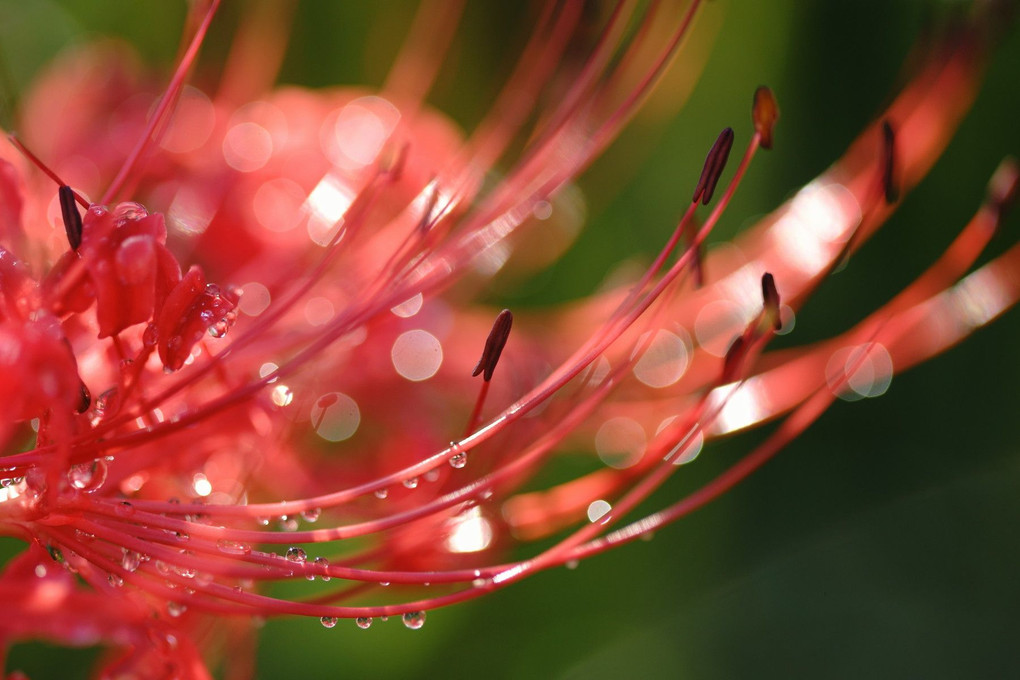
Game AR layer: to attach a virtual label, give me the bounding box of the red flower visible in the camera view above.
[0,1,1016,677]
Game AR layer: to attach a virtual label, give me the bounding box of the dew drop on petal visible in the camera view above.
[108,573,123,587]
[320,616,338,629]
[167,602,186,618]
[374,488,389,499]
[285,547,307,564]
[356,617,373,630]
[402,611,426,630]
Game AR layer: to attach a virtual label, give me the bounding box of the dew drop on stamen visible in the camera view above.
[278,515,299,532]
[402,611,426,630]
[449,452,467,469]
[68,459,107,493]
[402,477,419,489]
[285,547,307,564]
[356,617,372,629]
[167,602,186,618]
[217,540,252,556]
[320,616,338,629]
[314,556,331,581]
[374,488,388,499]
[121,550,142,572]
[301,507,321,523]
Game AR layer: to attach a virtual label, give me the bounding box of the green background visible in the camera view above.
[0,1,1017,678]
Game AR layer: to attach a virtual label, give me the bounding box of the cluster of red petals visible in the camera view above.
[0,1,1016,678]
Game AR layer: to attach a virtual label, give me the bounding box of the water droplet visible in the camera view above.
[374,488,388,499]
[285,547,307,564]
[217,540,252,556]
[68,459,108,492]
[314,556,331,581]
[402,611,426,630]
[565,559,579,570]
[175,561,196,579]
[449,452,467,469]
[108,573,123,587]
[320,616,338,628]
[472,578,489,588]
[271,384,293,407]
[278,515,299,532]
[142,323,159,347]
[256,516,270,526]
[356,617,372,629]
[301,507,321,523]
[121,550,142,573]
[379,581,390,587]
[167,601,186,618]
[92,387,120,424]
[402,477,419,489]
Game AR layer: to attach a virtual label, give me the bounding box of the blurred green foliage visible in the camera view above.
[0,1,1017,678]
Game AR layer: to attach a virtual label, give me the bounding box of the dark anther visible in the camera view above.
[692,127,734,206]
[761,272,781,331]
[881,120,899,205]
[58,185,83,250]
[472,309,513,382]
[752,86,778,150]
[77,382,91,414]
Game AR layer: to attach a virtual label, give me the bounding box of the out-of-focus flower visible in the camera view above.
[0,0,1017,677]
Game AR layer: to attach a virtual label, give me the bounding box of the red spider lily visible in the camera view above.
[0,1,1017,677]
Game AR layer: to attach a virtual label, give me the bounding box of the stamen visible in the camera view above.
[692,127,734,206]
[752,86,778,150]
[761,272,781,331]
[472,309,513,382]
[58,185,83,251]
[721,335,746,383]
[7,135,89,208]
[882,120,899,204]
